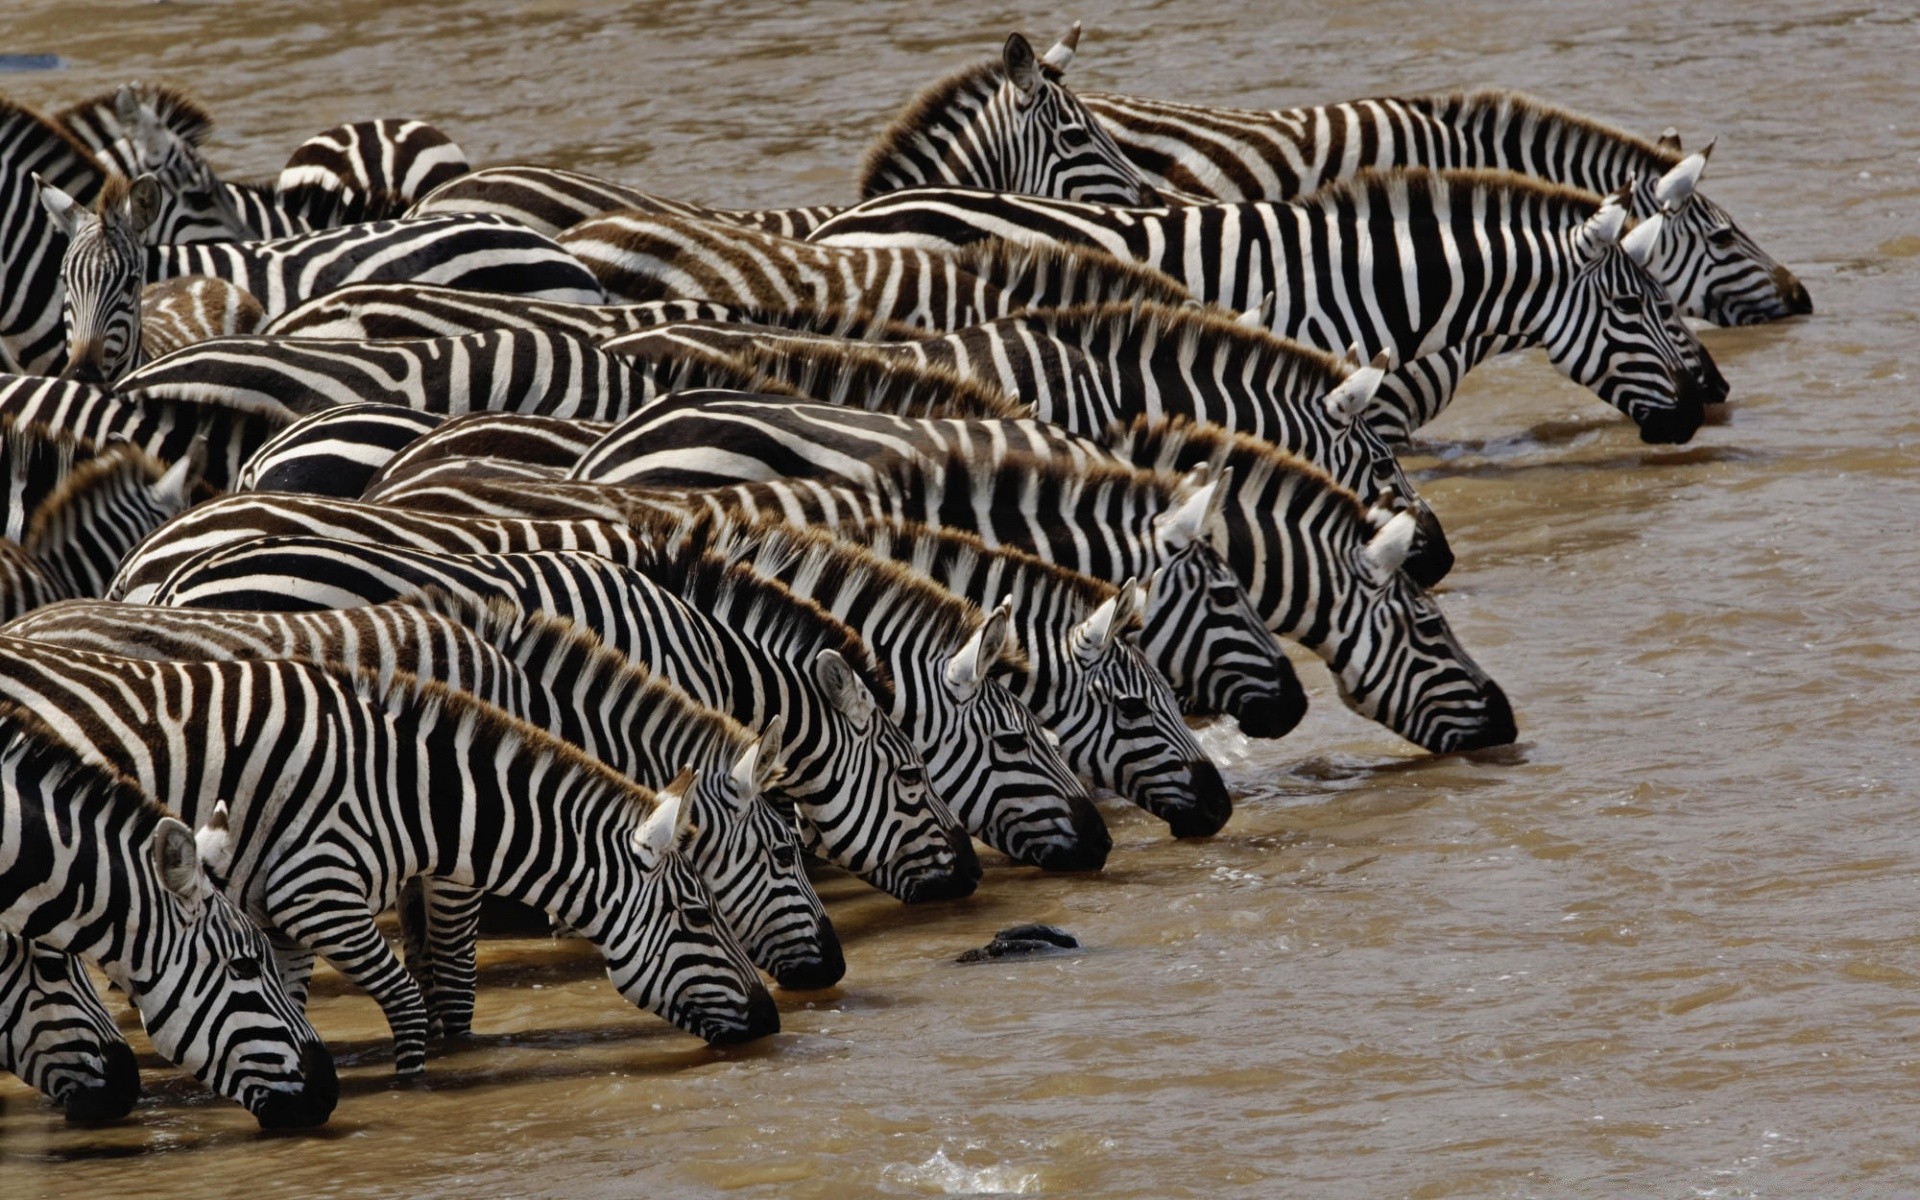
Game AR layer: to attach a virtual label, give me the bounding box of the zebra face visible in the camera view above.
[681,723,844,991]
[112,88,251,243]
[1635,150,1811,326]
[934,605,1110,872]
[1138,535,1307,740]
[1327,513,1516,754]
[1549,210,1709,445]
[135,819,337,1128]
[0,935,141,1123]
[39,174,155,385]
[598,788,778,1045]
[997,32,1159,206]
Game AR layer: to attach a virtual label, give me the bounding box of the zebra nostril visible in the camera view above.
[61,1041,143,1124]
[1633,372,1705,444]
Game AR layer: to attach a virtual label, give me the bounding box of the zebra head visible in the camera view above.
[1325,510,1516,753]
[860,27,1158,206]
[1318,353,1455,589]
[38,172,154,385]
[1066,580,1233,838]
[935,601,1110,872]
[0,935,141,1123]
[132,812,337,1128]
[1142,467,1308,739]
[109,86,250,243]
[1637,137,1811,326]
[803,649,981,904]
[1547,186,1711,444]
[681,716,845,991]
[592,775,779,1045]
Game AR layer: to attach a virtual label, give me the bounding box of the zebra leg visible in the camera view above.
[270,890,434,1076]
[395,879,443,1039]
[415,879,482,1041]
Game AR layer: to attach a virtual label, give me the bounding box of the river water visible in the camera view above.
[1,1,1915,1196]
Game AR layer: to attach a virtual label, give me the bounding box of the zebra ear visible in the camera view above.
[1322,351,1391,424]
[1004,32,1043,96]
[1071,592,1124,658]
[812,649,876,726]
[1656,127,1683,154]
[113,84,142,132]
[726,739,765,807]
[1654,142,1713,212]
[633,770,693,870]
[1156,466,1233,552]
[34,174,87,238]
[1041,21,1082,72]
[1359,510,1419,584]
[945,607,1005,697]
[151,435,207,510]
[194,800,234,881]
[1620,212,1665,268]
[153,817,208,910]
[1575,185,1631,264]
[753,713,786,790]
[125,174,161,237]
[1237,293,1275,328]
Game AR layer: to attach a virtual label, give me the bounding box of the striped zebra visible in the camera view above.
[833,515,1229,836]
[1,419,200,618]
[1,934,140,1121]
[274,118,471,231]
[0,705,337,1126]
[636,516,1109,872]
[362,412,605,496]
[263,283,917,341]
[0,637,779,1074]
[4,591,842,1003]
[52,84,249,242]
[555,212,1195,324]
[235,403,444,496]
[806,171,1718,443]
[2,94,109,373]
[359,435,1308,740]
[409,26,1152,239]
[139,275,266,357]
[1078,85,1810,326]
[109,521,977,903]
[594,431,1516,754]
[36,172,156,383]
[598,303,1445,583]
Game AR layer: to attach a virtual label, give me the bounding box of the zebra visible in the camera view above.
[1076,84,1811,326]
[805,171,1718,444]
[834,515,1231,836]
[36,172,156,384]
[139,275,266,357]
[4,590,843,1004]
[52,84,250,243]
[596,431,1516,754]
[0,704,337,1126]
[263,283,919,341]
[0,934,141,1121]
[0,636,780,1074]
[234,403,444,496]
[408,26,1153,240]
[361,411,607,496]
[1,420,200,618]
[596,303,1446,583]
[273,118,472,230]
[109,522,977,903]
[2,93,110,374]
[555,212,1195,323]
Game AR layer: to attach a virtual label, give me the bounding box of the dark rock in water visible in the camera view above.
[0,55,65,73]
[955,923,1079,963]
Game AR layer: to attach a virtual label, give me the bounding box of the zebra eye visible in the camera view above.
[771,843,799,869]
[1707,225,1737,247]
[992,732,1031,756]
[1116,696,1153,720]
[227,958,262,981]
[682,905,714,930]
[896,765,925,789]
[1058,125,1093,151]
[1208,582,1243,607]
[1611,294,1646,316]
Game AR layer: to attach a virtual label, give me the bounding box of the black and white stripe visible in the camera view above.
[0,934,140,1121]
[233,403,444,497]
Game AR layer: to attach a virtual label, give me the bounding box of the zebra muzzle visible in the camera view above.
[250,1040,339,1130]
[771,918,847,991]
[60,1041,143,1124]
[1158,758,1233,839]
[1632,371,1706,445]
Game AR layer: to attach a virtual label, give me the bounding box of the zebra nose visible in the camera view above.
[251,1040,338,1130]
[1633,371,1705,445]
[61,1041,142,1124]
[1448,680,1518,752]
[1402,505,1455,588]
[1692,347,1731,405]
[1161,758,1233,839]
[1029,792,1111,872]
[772,919,846,991]
[1232,667,1309,740]
[1775,267,1814,316]
[707,984,781,1045]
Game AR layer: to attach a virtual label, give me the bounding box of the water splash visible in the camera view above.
[881,1147,1041,1196]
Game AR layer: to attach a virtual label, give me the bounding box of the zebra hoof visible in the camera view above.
[61,1042,142,1124]
[252,1040,338,1130]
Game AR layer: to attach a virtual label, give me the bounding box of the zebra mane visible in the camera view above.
[1025,299,1349,389]
[53,82,218,154]
[329,657,664,824]
[21,441,178,555]
[690,511,1031,674]
[950,237,1196,309]
[844,515,1120,620]
[644,340,1027,421]
[887,438,1179,516]
[1299,166,1609,222]
[0,92,108,184]
[857,56,1005,197]
[1433,88,1684,171]
[613,525,896,707]
[393,585,761,762]
[0,698,167,824]
[1103,414,1363,515]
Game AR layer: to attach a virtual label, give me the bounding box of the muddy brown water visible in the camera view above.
[1,1,1916,1196]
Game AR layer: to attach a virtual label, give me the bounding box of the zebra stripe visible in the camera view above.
[3,591,841,998]
[0,705,335,1125]
[0,933,140,1121]
[114,521,975,902]
[139,275,266,359]
[408,165,839,241]
[362,411,604,496]
[1,94,106,374]
[276,118,471,229]
[0,637,778,1074]
[554,212,1194,325]
[36,173,155,384]
[234,403,444,497]
[806,171,1718,443]
[1081,86,1811,326]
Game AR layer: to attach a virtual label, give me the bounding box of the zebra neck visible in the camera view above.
[1423,92,1677,206]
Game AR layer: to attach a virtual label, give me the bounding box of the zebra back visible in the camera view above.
[409,165,839,240]
[363,411,603,495]
[277,118,471,226]
[234,402,442,497]
[141,275,267,358]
